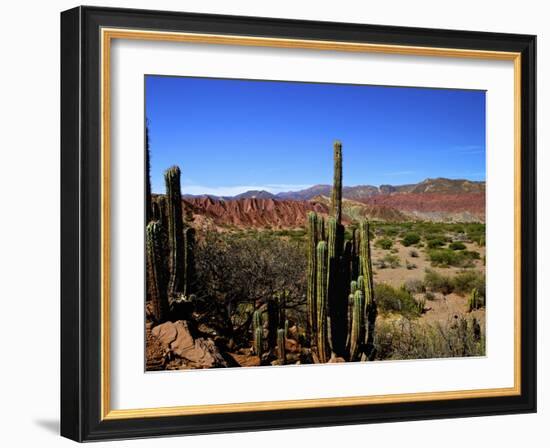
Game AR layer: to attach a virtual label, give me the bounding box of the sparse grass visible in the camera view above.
[424,269,454,295]
[382,253,401,268]
[374,283,424,318]
[374,315,485,360]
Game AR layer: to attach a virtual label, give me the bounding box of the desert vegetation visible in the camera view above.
[145,141,486,370]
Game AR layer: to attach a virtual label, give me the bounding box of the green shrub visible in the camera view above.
[375,237,393,250]
[428,248,468,267]
[452,270,485,297]
[426,237,446,249]
[449,241,466,250]
[374,283,422,317]
[402,233,421,247]
[424,269,454,295]
[461,250,480,260]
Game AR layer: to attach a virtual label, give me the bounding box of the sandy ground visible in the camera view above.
[372,239,486,325]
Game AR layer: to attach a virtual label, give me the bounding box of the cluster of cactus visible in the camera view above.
[307,141,377,362]
[145,163,197,324]
[252,292,288,363]
[468,287,484,311]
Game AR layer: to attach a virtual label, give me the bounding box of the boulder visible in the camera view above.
[152,321,227,368]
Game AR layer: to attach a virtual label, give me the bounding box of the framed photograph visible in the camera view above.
[60,6,536,441]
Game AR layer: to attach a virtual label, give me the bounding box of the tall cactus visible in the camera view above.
[306,212,319,341]
[145,125,152,224]
[316,241,329,363]
[359,221,375,306]
[331,140,343,224]
[146,221,169,323]
[164,166,185,297]
[305,141,377,363]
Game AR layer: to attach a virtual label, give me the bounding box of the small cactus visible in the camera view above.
[331,140,343,224]
[468,287,483,311]
[252,310,263,356]
[277,328,286,365]
[350,290,365,361]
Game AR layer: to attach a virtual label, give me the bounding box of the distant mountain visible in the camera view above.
[182,178,485,202]
[276,184,332,201]
[234,190,276,200]
[275,178,484,201]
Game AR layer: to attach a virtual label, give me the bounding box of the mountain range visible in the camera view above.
[184,177,485,202]
[179,178,485,228]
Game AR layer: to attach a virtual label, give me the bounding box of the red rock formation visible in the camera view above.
[184,197,330,229]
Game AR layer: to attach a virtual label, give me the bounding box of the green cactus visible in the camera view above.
[146,221,169,323]
[285,319,289,337]
[359,221,375,306]
[468,287,483,311]
[277,328,286,365]
[145,125,152,223]
[252,310,263,356]
[183,226,196,297]
[316,241,329,363]
[350,290,365,361]
[254,328,263,357]
[306,212,319,341]
[331,140,343,224]
[357,275,365,293]
[304,142,377,363]
[267,298,279,351]
[317,215,325,242]
[350,280,358,295]
[164,166,185,297]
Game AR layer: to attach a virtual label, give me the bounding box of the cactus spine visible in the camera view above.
[165,166,185,297]
[146,221,169,323]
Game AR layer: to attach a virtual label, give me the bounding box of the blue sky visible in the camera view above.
[145,76,486,195]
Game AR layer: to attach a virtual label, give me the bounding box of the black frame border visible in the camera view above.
[61,6,536,442]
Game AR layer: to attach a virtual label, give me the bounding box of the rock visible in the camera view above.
[328,356,346,363]
[285,338,300,353]
[152,321,228,368]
